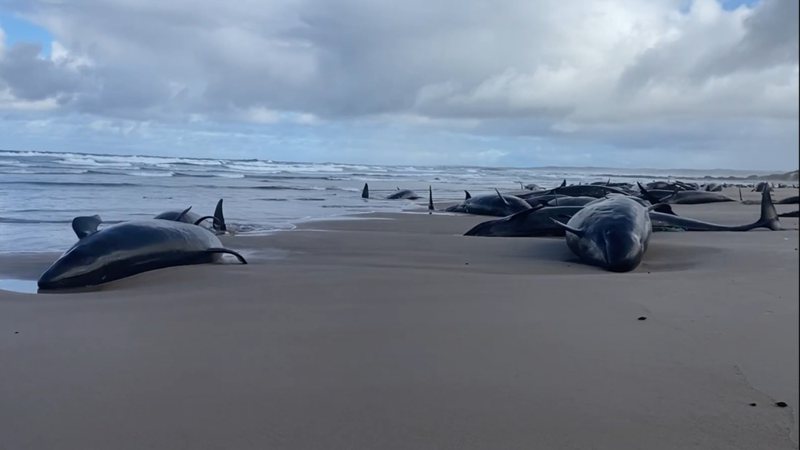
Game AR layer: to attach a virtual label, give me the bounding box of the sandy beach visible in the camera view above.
[0,188,798,449]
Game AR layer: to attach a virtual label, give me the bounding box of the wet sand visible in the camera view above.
[0,188,798,449]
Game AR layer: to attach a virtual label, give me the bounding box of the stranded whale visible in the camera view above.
[38,218,246,290]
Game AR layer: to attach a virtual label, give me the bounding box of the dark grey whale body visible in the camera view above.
[520,184,628,200]
[361,183,421,200]
[38,218,246,290]
[155,199,227,232]
[553,196,652,272]
[464,205,581,237]
[386,189,422,200]
[446,190,531,217]
[638,183,734,205]
[648,188,780,231]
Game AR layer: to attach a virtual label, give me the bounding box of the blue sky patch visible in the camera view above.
[0,13,53,57]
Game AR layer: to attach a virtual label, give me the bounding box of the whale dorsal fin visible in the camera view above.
[495,188,510,206]
[175,206,192,222]
[550,218,584,236]
[213,199,227,232]
[428,186,434,212]
[464,190,471,200]
[72,215,102,239]
[361,183,369,199]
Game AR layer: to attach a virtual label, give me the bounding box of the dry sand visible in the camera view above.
[0,188,798,449]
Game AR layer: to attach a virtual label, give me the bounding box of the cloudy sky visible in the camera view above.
[0,0,797,169]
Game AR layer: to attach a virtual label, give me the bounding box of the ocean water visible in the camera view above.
[0,150,763,253]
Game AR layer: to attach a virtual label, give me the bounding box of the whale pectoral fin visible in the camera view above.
[213,199,227,232]
[72,215,102,239]
[193,215,222,228]
[651,203,676,215]
[550,218,584,236]
[560,179,567,187]
[175,206,192,222]
[658,188,679,204]
[206,247,248,264]
[495,188,510,206]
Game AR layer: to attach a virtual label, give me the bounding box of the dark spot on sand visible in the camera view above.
[749,403,757,407]
[776,402,788,408]
[464,262,469,265]
[14,331,19,334]
[637,316,647,321]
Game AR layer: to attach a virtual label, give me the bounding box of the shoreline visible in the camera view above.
[0,189,798,449]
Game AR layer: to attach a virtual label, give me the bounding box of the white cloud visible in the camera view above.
[0,0,796,167]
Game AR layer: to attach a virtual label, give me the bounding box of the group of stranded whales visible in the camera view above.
[359,177,792,272]
[459,183,786,272]
[37,200,246,290]
[37,178,797,290]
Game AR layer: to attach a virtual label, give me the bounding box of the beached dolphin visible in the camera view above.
[386,188,422,200]
[646,181,697,191]
[38,218,247,290]
[520,184,629,200]
[463,205,579,237]
[648,188,780,231]
[445,189,531,216]
[638,183,734,204]
[523,194,570,208]
[552,196,652,272]
[360,183,421,200]
[544,196,597,207]
[155,199,227,232]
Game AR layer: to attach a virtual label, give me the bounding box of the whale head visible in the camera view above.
[37,243,107,290]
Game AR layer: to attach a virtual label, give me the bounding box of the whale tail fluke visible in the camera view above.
[756,187,781,231]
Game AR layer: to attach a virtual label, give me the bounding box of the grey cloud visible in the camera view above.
[0,0,796,168]
[0,42,85,101]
